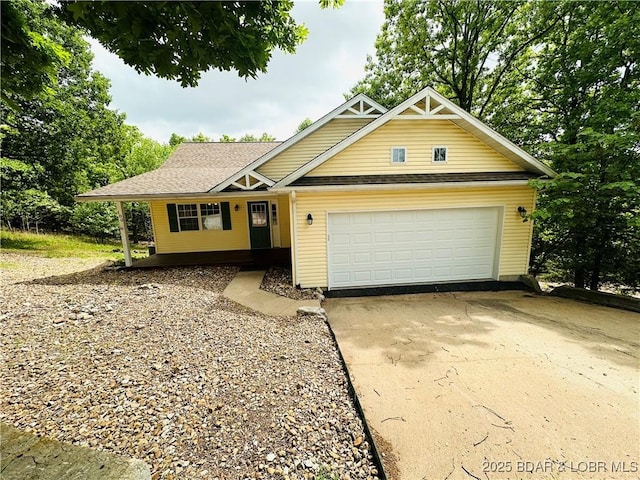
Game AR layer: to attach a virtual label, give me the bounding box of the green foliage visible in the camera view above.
[56,1,310,87]
[351,0,564,115]
[1,5,127,207]
[191,132,212,143]
[219,134,237,143]
[2,189,70,233]
[71,202,119,243]
[239,132,276,142]
[0,229,127,259]
[296,118,313,133]
[169,133,188,147]
[0,0,71,107]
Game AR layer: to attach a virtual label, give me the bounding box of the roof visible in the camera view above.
[78,88,555,202]
[273,87,555,188]
[290,172,538,187]
[77,142,280,200]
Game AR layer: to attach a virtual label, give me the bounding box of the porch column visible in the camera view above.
[115,201,132,267]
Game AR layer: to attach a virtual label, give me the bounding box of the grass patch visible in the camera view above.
[1,230,147,260]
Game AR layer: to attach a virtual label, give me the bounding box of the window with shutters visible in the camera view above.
[177,204,199,231]
[200,203,222,230]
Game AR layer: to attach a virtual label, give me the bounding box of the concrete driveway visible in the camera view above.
[325,291,640,480]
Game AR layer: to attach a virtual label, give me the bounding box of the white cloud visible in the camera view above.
[89,1,384,143]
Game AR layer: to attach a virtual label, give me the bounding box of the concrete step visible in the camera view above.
[1,423,150,480]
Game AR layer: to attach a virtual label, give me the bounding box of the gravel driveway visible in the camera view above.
[0,254,379,480]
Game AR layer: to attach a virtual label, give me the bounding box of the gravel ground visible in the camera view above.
[0,253,378,480]
[260,267,317,301]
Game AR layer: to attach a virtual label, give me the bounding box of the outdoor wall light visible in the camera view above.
[517,206,527,221]
[234,204,240,212]
[307,213,313,225]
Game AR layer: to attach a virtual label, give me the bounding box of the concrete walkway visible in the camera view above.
[1,423,150,480]
[223,269,320,316]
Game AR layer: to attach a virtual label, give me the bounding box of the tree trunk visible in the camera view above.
[574,233,586,289]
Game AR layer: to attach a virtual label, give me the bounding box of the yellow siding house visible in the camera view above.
[78,87,555,290]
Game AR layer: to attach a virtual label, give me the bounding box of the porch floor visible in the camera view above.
[130,248,291,269]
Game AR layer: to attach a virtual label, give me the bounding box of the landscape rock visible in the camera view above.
[296,306,328,322]
[0,253,376,480]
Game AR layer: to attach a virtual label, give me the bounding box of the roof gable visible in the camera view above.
[77,142,280,200]
[211,93,387,192]
[273,87,555,188]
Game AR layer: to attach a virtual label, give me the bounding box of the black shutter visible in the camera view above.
[221,202,232,230]
[167,204,179,232]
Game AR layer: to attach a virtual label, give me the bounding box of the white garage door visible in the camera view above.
[328,207,501,289]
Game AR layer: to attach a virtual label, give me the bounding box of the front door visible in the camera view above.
[248,201,271,249]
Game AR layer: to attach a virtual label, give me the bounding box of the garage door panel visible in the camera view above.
[375,251,393,262]
[328,207,499,289]
[353,252,371,264]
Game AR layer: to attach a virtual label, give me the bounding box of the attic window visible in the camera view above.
[433,146,447,163]
[391,147,407,164]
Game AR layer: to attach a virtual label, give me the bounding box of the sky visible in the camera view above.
[89,1,385,144]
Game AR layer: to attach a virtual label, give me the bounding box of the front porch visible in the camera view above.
[130,248,291,269]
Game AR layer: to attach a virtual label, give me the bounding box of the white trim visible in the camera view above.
[390,146,407,164]
[335,114,381,119]
[393,114,461,120]
[291,191,300,287]
[115,201,132,267]
[211,93,388,193]
[432,146,448,163]
[273,87,556,188]
[75,190,281,202]
[273,180,532,193]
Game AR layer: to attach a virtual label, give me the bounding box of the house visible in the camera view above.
[77,87,555,290]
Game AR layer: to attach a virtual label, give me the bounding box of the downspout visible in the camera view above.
[290,191,300,287]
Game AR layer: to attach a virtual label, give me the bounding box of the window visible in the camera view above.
[250,202,268,227]
[271,203,278,226]
[177,204,199,231]
[433,146,448,163]
[167,202,232,232]
[200,203,222,230]
[391,147,407,164]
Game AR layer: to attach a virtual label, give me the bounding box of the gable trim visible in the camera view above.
[210,93,388,193]
[272,87,555,188]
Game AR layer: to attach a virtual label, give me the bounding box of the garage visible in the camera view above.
[327,207,501,289]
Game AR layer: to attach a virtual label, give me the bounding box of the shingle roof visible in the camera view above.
[290,171,538,187]
[77,142,281,199]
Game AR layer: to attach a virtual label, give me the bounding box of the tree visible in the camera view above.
[296,118,313,133]
[55,1,314,87]
[190,132,211,143]
[239,132,276,142]
[169,133,187,147]
[219,134,236,143]
[0,0,70,107]
[351,0,564,117]
[522,2,640,290]
[1,0,127,211]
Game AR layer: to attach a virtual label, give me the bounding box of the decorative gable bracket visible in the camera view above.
[396,91,461,120]
[336,98,386,119]
[226,171,275,191]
